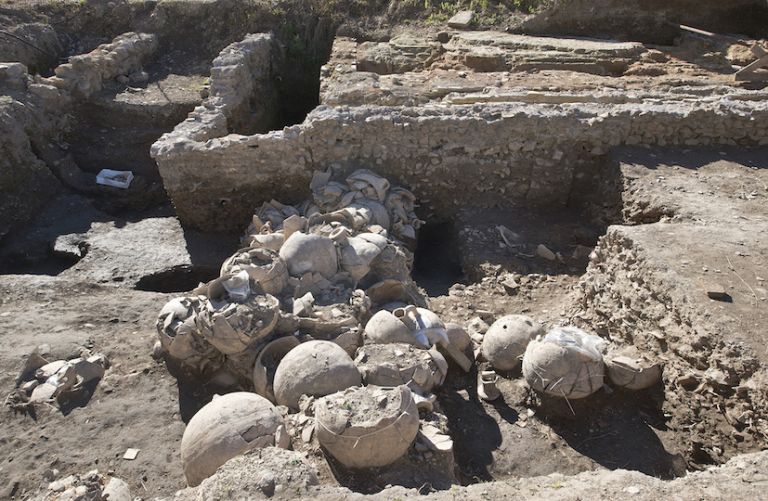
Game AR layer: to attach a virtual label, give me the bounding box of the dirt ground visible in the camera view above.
[3,147,766,498]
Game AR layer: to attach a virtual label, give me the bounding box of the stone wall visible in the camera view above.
[518,0,768,44]
[0,63,71,241]
[155,33,279,148]
[152,95,768,233]
[0,23,63,74]
[46,32,157,99]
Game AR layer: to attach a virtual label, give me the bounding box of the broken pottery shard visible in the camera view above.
[181,392,285,487]
[292,292,315,317]
[156,296,217,366]
[220,248,288,296]
[197,294,280,355]
[346,169,391,202]
[435,340,472,372]
[21,380,39,393]
[71,356,107,386]
[418,424,454,453]
[279,232,338,279]
[245,231,284,252]
[35,360,68,381]
[501,274,520,294]
[412,391,436,413]
[314,385,419,468]
[333,327,362,357]
[301,423,315,444]
[333,229,386,282]
[522,326,606,399]
[273,340,361,410]
[221,270,251,302]
[481,315,543,372]
[282,214,307,239]
[30,382,57,403]
[497,225,522,248]
[447,10,474,29]
[605,346,663,390]
[355,343,443,392]
[445,323,472,353]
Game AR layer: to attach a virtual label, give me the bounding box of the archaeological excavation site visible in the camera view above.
[2,0,768,499]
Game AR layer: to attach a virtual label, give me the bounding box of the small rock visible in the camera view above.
[536,244,557,261]
[71,357,106,385]
[42,468,59,482]
[467,316,490,335]
[448,10,474,29]
[436,31,451,43]
[275,424,290,449]
[301,424,314,444]
[293,292,315,317]
[500,275,519,295]
[21,380,39,394]
[677,373,700,390]
[705,284,731,301]
[102,477,132,501]
[2,478,19,499]
[418,424,453,452]
[128,70,149,85]
[30,382,57,403]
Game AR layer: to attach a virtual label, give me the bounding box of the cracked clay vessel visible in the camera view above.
[181,392,286,486]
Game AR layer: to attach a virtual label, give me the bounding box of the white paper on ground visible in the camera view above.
[96,169,134,189]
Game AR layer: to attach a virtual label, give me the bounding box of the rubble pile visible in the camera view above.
[6,349,109,412]
[39,470,131,501]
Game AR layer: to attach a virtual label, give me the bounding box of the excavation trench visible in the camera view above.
[3,6,768,497]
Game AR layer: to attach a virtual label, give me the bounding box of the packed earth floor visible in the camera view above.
[1,1,768,500]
